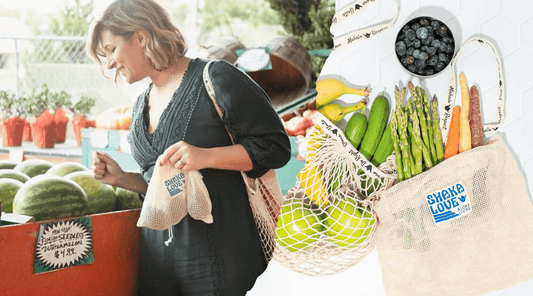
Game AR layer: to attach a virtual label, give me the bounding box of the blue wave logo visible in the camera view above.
[425,181,472,225]
[165,173,186,197]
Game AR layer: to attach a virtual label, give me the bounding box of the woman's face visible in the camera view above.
[99,30,149,84]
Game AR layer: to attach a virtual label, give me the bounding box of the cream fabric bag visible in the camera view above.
[374,37,533,296]
[374,135,533,296]
[137,156,213,245]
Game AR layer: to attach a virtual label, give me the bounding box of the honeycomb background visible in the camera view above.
[247,0,533,295]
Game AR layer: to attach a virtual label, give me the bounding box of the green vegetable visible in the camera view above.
[395,86,412,180]
[389,110,404,182]
[359,93,390,160]
[13,174,89,221]
[419,87,438,164]
[344,112,368,149]
[371,122,394,167]
[432,96,444,163]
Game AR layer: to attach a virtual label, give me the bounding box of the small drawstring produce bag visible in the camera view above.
[373,37,533,296]
[137,155,213,245]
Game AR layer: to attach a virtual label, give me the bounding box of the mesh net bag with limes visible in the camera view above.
[273,112,396,275]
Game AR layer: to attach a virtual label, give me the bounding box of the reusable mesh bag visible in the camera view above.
[273,112,396,275]
[373,37,533,295]
[374,135,533,296]
[137,156,213,245]
[203,61,283,262]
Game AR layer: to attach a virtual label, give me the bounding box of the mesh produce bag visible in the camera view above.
[374,135,533,296]
[137,155,213,235]
[373,37,533,295]
[273,112,396,275]
[203,60,283,262]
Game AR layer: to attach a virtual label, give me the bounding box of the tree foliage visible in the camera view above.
[265,0,335,84]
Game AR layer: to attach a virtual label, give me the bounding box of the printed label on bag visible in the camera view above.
[165,173,186,197]
[426,181,472,225]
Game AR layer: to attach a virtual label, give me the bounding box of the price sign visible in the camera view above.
[34,217,94,274]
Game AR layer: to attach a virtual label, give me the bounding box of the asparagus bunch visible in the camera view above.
[391,83,444,182]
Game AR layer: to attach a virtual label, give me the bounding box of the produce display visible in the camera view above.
[0,159,141,220]
[95,104,132,130]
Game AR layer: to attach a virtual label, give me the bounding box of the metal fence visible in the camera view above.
[0,35,143,114]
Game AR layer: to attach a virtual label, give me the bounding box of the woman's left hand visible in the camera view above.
[160,141,208,172]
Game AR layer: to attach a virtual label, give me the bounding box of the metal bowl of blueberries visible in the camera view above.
[395,16,455,77]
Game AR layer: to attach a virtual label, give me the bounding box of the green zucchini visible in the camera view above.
[371,122,394,167]
[344,112,367,149]
[359,95,390,160]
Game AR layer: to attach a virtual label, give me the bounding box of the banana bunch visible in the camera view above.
[297,163,329,208]
[318,99,367,124]
[315,79,369,107]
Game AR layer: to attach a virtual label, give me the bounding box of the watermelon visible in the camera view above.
[13,174,89,221]
[64,171,117,214]
[46,161,88,177]
[116,187,143,210]
[0,160,18,170]
[13,159,54,178]
[0,179,24,213]
[0,169,30,183]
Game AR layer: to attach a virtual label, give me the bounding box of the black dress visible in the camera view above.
[128,58,291,296]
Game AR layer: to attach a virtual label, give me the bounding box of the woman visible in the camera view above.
[86,0,291,295]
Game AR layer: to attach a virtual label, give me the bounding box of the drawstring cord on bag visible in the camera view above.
[165,227,174,246]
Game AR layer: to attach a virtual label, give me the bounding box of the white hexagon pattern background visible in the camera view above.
[248,0,533,295]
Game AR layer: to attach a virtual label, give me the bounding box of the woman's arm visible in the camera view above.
[160,141,253,172]
[92,151,148,195]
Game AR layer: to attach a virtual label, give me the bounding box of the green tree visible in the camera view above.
[265,0,335,85]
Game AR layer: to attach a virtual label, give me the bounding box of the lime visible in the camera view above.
[275,198,324,252]
[324,197,375,248]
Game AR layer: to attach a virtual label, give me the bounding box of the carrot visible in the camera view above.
[458,72,471,153]
[469,85,484,148]
[444,106,461,160]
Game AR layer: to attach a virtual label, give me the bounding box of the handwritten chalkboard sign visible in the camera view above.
[34,217,94,274]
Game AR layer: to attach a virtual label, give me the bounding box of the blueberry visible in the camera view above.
[439,42,448,52]
[442,36,452,44]
[427,47,437,56]
[413,39,421,48]
[438,25,448,36]
[403,56,415,65]
[431,39,441,48]
[427,26,434,35]
[419,51,429,60]
[406,47,415,56]
[412,23,421,31]
[428,55,438,66]
[402,25,411,33]
[431,20,440,29]
[405,38,413,47]
[446,43,454,54]
[421,45,429,52]
[406,29,416,40]
[408,64,417,73]
[396,41,407,56]
[413,49,421,59]
[416,27,429,39]
[425,68,435,76]
[435,62,445,72]
[438,53,449,63]
[398,33,405,41]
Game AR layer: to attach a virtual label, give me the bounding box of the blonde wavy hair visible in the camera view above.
[86,0,188,80]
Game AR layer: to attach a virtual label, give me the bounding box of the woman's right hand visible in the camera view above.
[92,150,124,186]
